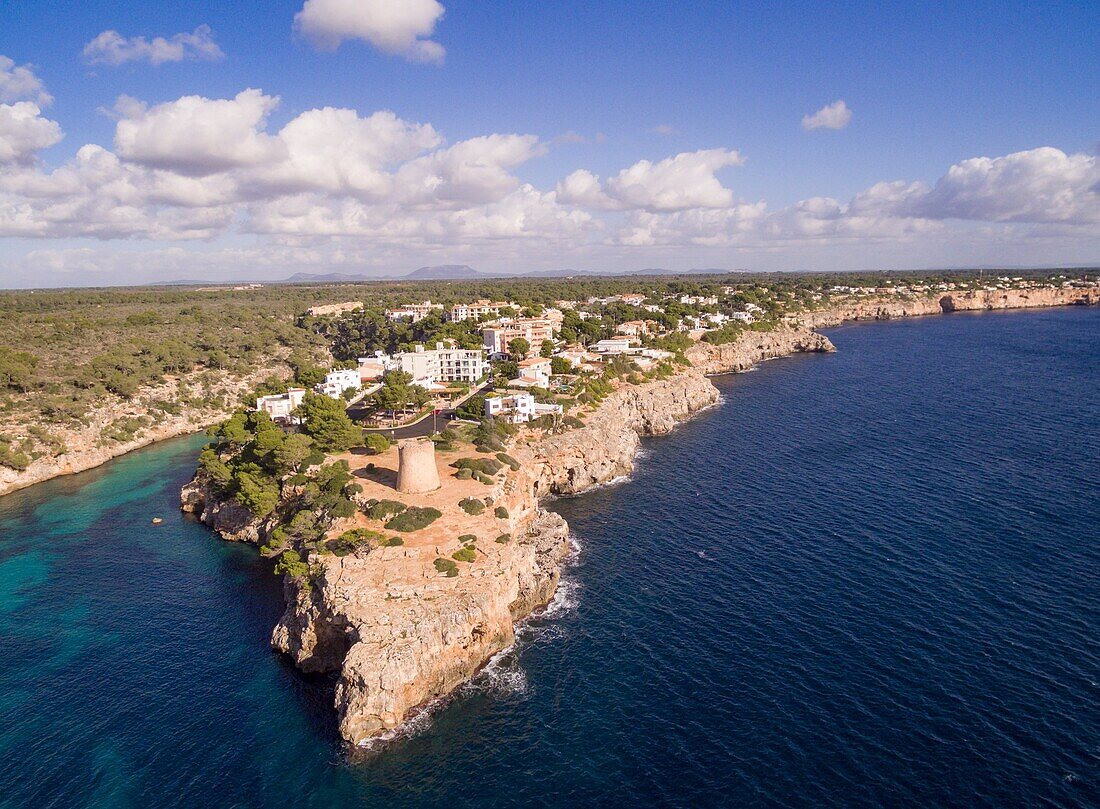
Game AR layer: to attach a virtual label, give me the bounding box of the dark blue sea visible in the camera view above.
[2,307,1098,808]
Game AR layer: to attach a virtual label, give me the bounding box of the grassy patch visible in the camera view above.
[451,546,477,563]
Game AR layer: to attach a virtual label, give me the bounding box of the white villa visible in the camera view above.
[591,338,634,354]
[317,369,362,399]
[616,320,649,337]
[510,357,552,388]
[256,388,306,422]
[485,392,564,424]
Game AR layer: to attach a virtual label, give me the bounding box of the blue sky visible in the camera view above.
[0,0,1097,286]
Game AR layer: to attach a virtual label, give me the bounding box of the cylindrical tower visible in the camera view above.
[396,438,441,494]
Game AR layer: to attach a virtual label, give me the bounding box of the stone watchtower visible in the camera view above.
[396,438,441,494]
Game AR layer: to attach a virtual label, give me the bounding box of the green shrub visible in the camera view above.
[475,472,494,485]
[364,433,390,454]
[495,533,511,544]
[454,467,473,480]
[452,457,503,476]
[274,550,309,578]
[494,506,509,519]
[434,557,459,577]
[459,497,486,515]
[451,547,477,563]
[383,536,404,547]
[495,453,521,471]
[386,506,442,532]
[330,499,357,519]
[366,499,406,520]
[0,445,31,471]
[326,528,384,557]
[458,534,478,544]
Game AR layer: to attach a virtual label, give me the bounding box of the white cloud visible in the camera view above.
[82,25,225,67]
[651,124,678,136]
[0,56,52,106]
[802,100,852,131]
[114,89,283,176]
[294,0,446,63]
[1,87,1097,278]
[394,134,545,206]
[559,149,745,212]
[251,107,441,198]
[911,147,1100,224]
[0,102,63,164]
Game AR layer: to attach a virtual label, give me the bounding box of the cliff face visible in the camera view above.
[180,472,269,544]
[796,287,1094,329]
[517,372,721,497]
[271,509,570,745]
[684,325,836,376]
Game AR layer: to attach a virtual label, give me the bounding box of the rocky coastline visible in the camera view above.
[176,287,1098,746]
[0,363,288,499]
[178,324,836,747]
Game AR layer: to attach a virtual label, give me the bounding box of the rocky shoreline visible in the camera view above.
[178,287,1098,747]
[0,363,289,499]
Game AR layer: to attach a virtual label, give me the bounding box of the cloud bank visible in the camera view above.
[82,25,225,67]
[0,79,1096,281]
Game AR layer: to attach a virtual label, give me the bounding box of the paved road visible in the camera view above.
[347,382,488,440]
[359,411,456,441]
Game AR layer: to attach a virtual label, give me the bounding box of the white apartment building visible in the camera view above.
[384,300,444,322]
[449,299,516,322]
[482,318,556,354]
[395,343,488,387]
[256,388,306,422]
[485,392,564,424]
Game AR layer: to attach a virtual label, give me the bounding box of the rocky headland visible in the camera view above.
[176,286,1099,747]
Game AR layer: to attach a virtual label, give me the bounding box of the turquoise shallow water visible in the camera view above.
[1,306,1098,808]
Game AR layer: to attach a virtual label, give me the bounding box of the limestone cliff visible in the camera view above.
[516,372,721,497]
[684,325,836,376]
[795,287,1095,329]
[270,510,569,744]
